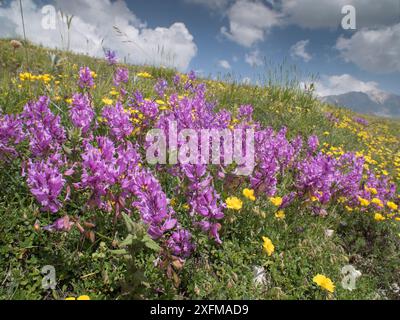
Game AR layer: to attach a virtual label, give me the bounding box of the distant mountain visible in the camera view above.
[321,91,400,118]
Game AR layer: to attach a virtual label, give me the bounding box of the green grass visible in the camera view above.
[0,39,399,300]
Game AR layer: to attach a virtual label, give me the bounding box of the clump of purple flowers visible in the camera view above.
[154,78,168,97]
[105,49,118,65]
[68,93,94,134]
[353,116,369,126]
[102,102,133,139]
[22,96,66,157]
[0,114,25,160]
[27,154,66,213]
[78,136,119,210]
[167,229,195,258]
[78,66,95,89]
[113,67,129,87]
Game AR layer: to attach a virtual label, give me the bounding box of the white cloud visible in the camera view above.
[282,0,400,29]
[0,0,197,71]
[336,23,400,74]
[218,59,231,69]
[312,74,381,97]
[290,40,311,62]
[221,0,281,47]
[245,49,263,67]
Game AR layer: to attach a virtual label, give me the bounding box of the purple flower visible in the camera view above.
[27,154,66,213]
[154,78,168,97]
[353,117,369,126]
[105,49,117,65]
[238,105,253,122]
[78,66,94,89]
[307,135,319,154]
[79,136,118,209]
[0,113,25,160]
[127,169,177,239]
[173,74,181,86]
[113,67,129,86]
[167,229,195,258]
[68,93,94,134]
[181,164,224,244]
[102,102,133,139]
[22,96,66,157]
[43,215,73,232]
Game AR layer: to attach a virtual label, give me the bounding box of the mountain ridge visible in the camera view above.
[321,90,400,118]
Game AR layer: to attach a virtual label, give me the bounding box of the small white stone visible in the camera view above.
[253,266,267,286]
[325,229,334,237]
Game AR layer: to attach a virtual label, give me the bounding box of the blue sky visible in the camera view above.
[1,0,399,95]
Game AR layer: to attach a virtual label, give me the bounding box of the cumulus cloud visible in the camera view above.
[0,0,197,71]
[336,23,400,74]
[282,0,400,29]
[290,40,311,62]
[312,74,381,97]
[217,59,231,69]
[244,49,264,67]
[220,0,281,47]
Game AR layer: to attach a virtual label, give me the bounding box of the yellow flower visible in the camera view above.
[387,201,398,211]
[358,197,370,207]
[262,236,274,256]
[137,72,152,78]
[65,297,76,300]
[242,188,256,201]
[225,197,243,210]
[323,131,330,136]
[102,98,113,105]
[275,210,285,220]
[77,295,90,300]
[365,186,378,195]
[269,196,282,207]
[313,274,335,293]
[371,198,383,207]
[374,213,386,221]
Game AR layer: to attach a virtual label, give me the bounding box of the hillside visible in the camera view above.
[0,39,399,300]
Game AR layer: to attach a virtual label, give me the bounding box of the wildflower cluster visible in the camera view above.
[1,54,399,272]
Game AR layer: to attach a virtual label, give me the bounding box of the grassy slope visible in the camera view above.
[0,39,399,300]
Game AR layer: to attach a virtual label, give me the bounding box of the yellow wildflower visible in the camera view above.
[269,196,283,207]
[275,210,285,220]
[313,274,335,293]
[371,198,384,207]
[102,98,113,105]
[358,197,370,207]
[137,72,152,78]
[365,186,378,195]
[374,213,386,221]
[242,188,256,201]
[387,201,398,211]
[262,236,274,256]
[225,197,243,210]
